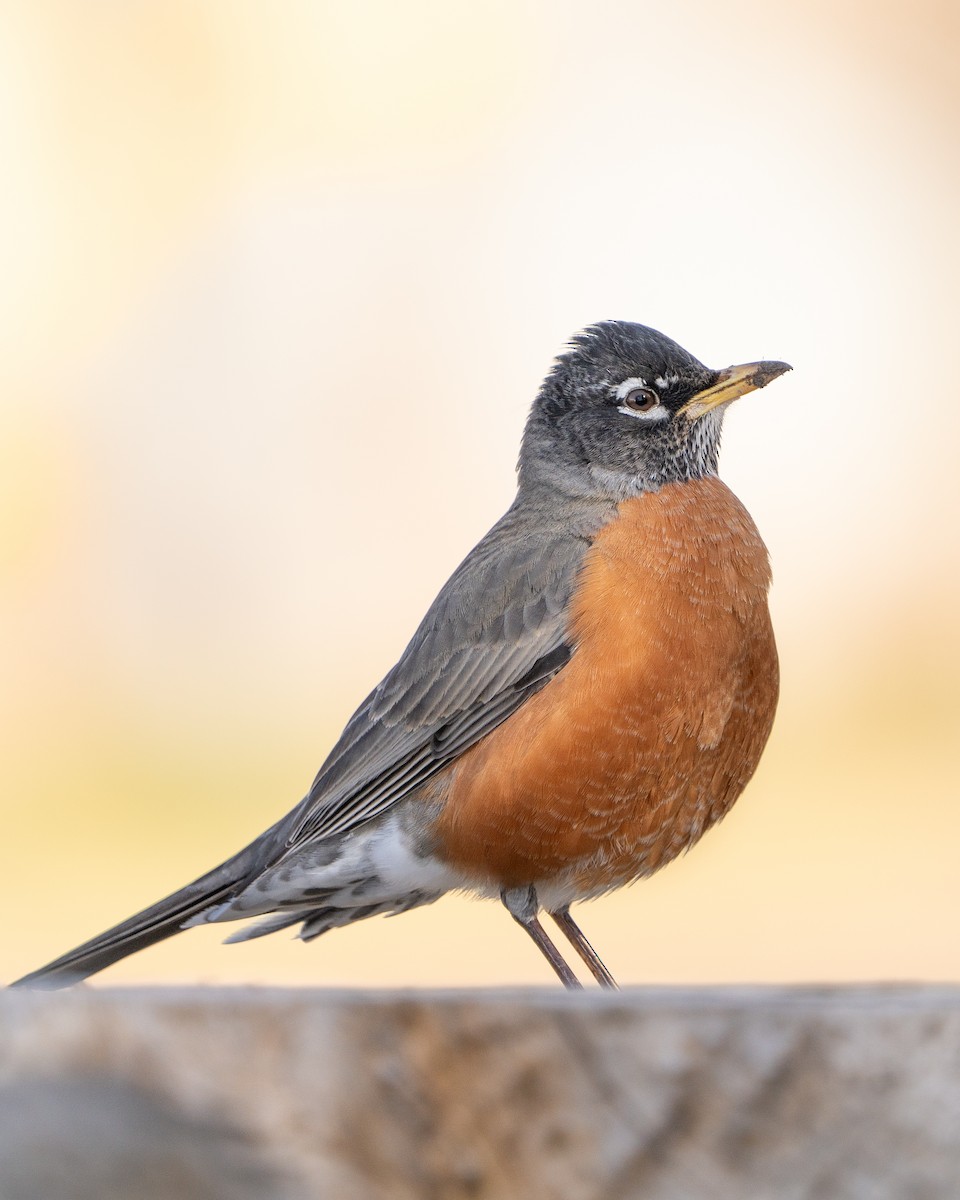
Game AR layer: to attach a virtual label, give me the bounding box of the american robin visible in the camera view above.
[12,322,789,991]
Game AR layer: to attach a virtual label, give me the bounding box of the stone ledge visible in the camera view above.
[2,986,959,1199]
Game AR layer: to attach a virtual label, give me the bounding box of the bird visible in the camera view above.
[12,321,790,991]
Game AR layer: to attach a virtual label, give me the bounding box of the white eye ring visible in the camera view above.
[620,386,659,413]
[613,377,670,421]
[615,376,649,401]
[617,400,670,421]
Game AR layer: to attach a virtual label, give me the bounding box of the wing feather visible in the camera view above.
[284,498,610,848]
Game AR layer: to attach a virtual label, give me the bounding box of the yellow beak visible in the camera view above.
[680,360,792,419]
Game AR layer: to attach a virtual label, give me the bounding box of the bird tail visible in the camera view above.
[10,824,286,990]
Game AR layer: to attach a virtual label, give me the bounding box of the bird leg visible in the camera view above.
[548,906,619,990]
[500,886,583,990]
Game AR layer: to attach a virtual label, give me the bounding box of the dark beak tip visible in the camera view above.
[758,360,792,386]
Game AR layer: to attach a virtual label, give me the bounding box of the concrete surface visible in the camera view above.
[1,986,959,1199]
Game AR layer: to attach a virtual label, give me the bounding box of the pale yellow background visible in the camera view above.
[2,1,958,987]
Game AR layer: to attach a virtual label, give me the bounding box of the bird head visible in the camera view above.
[519,321,791,499]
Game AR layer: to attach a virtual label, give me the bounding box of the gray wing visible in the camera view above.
[283,497,608,848]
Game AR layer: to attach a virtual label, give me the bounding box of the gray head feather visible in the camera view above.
[518,321,722,499]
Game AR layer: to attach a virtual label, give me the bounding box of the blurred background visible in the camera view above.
[1,0,958,988]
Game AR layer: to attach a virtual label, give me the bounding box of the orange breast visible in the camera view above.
[430,475,779,894]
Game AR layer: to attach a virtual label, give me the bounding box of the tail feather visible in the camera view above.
[10,822,288,990]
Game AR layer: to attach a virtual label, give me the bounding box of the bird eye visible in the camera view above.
[622,387,659,413]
